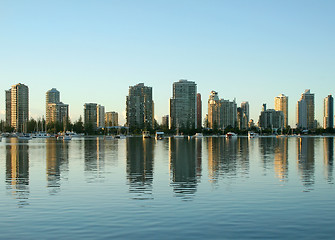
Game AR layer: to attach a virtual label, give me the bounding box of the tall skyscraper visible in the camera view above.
[5,89,11,126]
[97,105,105,128]
[46,88,60,106]
[240,101,249,129]
[323,95,334,129]
[197,93,202,129]
[126,83,154,130]
[207,91,237,129]
[84,103,98,128]
[46,88,69,125]
[208,91,220,129]
[275,94,288,128]
[162,115,169,129]
[10,83,29,132]
[170,79,197,129]
[105,111,118,127]
[297,89,315,129]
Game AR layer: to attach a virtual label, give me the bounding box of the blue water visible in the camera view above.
[1,136,334,239]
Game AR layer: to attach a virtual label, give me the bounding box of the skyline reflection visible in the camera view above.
[1,136,335,206]
[5,138,30,207]
[297,137,315,190]
[126,138,154,200]
[46,138,69,194]
[207,137,249,183]
[169,138,200,200]
[323,137,334,183]
[84,138,106,182]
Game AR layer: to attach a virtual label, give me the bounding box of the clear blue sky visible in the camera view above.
[1,0,334,126]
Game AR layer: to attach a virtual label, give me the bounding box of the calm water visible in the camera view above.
[1,136,334,239]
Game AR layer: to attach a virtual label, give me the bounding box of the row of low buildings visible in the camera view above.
[3,82,335,133]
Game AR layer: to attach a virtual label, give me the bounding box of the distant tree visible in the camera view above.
[27,118,37,133]
[73,116,84,133]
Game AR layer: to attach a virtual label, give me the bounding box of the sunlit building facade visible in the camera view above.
[46,88,69,125]
[10,83,29,132]
[297,89,315,129]
[46,103,69,124]
[275,94,288,128]
[105,111,118,127]
[323,95,334,129]
[5,89,11,126]
[258,104,284,130]
[97,105,105,128]
[240,101,249,129]
[207,91,237,129]
[197,93,202,129]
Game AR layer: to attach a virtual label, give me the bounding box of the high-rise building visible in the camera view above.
[46,88,69,125]
[5,89,11,126]
[237,107,243,129]
[170,79,197,129]
[162,115,169,129]
[126,83,154,130]
[275,94,288,128]
[46,88,60,106]
[240,101,249,129]
[105,111,118,127]
[323,95,334,129]
[46,103,69,124]
[10,83,29,132]
[259,109,284,130]
[258,104,284,130]
[197,93,202,129]
[97,105,105,128]
[208,91,220,129]
[84,103,98,128]
[207,91,237,129]
[297,89,315,129]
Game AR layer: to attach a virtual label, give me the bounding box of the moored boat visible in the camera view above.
[155,132,164,140]
[142,131,151,139]
[226,132,237,138]
[248,131,259,139]
[194,133,204,138]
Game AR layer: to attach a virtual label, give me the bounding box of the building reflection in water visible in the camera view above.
[84,138,106,182]
[259,137,276,171]
[169,138,201,200]
[46,138,69,194]
[126,138,154,200]
[274,138,288,182]
[323,137,334,184]
[5,138,30,207]
[207,137,249,183]
[297,137,315,190]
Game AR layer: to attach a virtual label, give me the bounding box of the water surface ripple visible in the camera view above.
[1,136,334,239]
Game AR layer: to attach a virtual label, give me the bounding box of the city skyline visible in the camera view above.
[1,82,335,129]
[1,1,335,126]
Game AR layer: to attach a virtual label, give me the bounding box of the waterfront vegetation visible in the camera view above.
[1,118,334,136]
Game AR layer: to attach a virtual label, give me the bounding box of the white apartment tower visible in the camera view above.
[275,94,288,128]
[97,105,105,128]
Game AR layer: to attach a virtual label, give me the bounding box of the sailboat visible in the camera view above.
[17,116,32,140]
